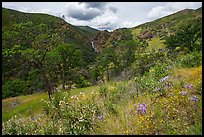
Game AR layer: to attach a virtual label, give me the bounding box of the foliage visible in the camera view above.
[2,6,202,135]
[2,8,97,98]
[133,7,202,39]
[2,66,202,135]
[96,39,148,81]
[175,51,202,68]
[99,84,109,98]
[2,92,101,135]
[74,74,91,88]
[165,18,202,52]
[3,79,27,99]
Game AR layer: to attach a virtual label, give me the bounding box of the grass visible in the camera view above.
[2,66,202,135]
[131,28,141,39]
[146,37,166,52]
[2,92,48,122]
[2,83,111,122]
[94,66,202,134]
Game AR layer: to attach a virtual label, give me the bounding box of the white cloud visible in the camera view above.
[147,2,202,20]
[92,15,119,30]
[63,2,117,21]
[2,2,202,31]
[83,2,108,9]
[119,21,141,28]
[64,2,102,21]
[62,2,120,30]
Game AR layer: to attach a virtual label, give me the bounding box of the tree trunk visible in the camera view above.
[62,70,65,90]
[45,75,53,100]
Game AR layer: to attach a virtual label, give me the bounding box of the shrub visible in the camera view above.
[3,79,27,99]
[42,92,100,135]
[99,84,109,98]
[73,74,90,88]
[3,92,101,135]
[2,115,44,135]
[151,62,169,81]
[134,76,157,94]
[176,51,202,68]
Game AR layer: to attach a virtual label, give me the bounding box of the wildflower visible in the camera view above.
[80,92,84,95]
[56,87,61,92]
[159,76,170,83]
[59,101,65,106]
[98,114,105,121]
[71,95,78,100]
[91,91,94,94]
[184,84,193,90]
[136,103,147,115]
[180,91,187,95]
[168,93,174,97]
[191,96,198,102]
[153,87,160,92]
[65,85,69,89]
[59,127,62,132]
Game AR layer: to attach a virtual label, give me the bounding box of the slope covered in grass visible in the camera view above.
[2,66,202,135]
[2,85,101,122]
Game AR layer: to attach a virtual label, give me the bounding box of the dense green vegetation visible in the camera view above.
[2,7,202,135]
[2,66,202,135]
[2,8,99,99]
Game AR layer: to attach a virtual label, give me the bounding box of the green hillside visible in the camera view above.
[133,7,202,39]
[2,7,101,100]
[2,6,202,135]
[2,7,99,55]
[77,25,100,38]
[93,7,202,53]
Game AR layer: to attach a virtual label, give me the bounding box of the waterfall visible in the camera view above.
[91,41,97,52]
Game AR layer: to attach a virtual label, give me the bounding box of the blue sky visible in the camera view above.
[2,2,202,31]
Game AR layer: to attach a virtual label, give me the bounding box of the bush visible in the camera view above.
[41,93,100,135]
[71,72,91,88]
[165,18,202,52]
[3,79,27,99]
[99,84,109,98]
[3,93,101,135]
[150,61,169,81]
[176,51,202,68]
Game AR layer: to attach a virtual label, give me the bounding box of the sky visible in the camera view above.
[2,2,202,31]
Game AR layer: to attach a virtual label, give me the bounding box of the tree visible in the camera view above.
[55,43,83,90]
[62,15,65,20]
[18,22,62,99]
[31,24,61,99]
[97,46,116,82]
[2,79,27,99]
[165,18,202,52]
[2,22,41,97]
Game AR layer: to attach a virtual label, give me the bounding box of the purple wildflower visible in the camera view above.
[159,76,170,83]
[98,114,105,121]
[143,103,147,114]
[136,103,147,115]
[184,84,193,90]
[180,91,187,95]
[191,96,198,102]
[168,93,174,97]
